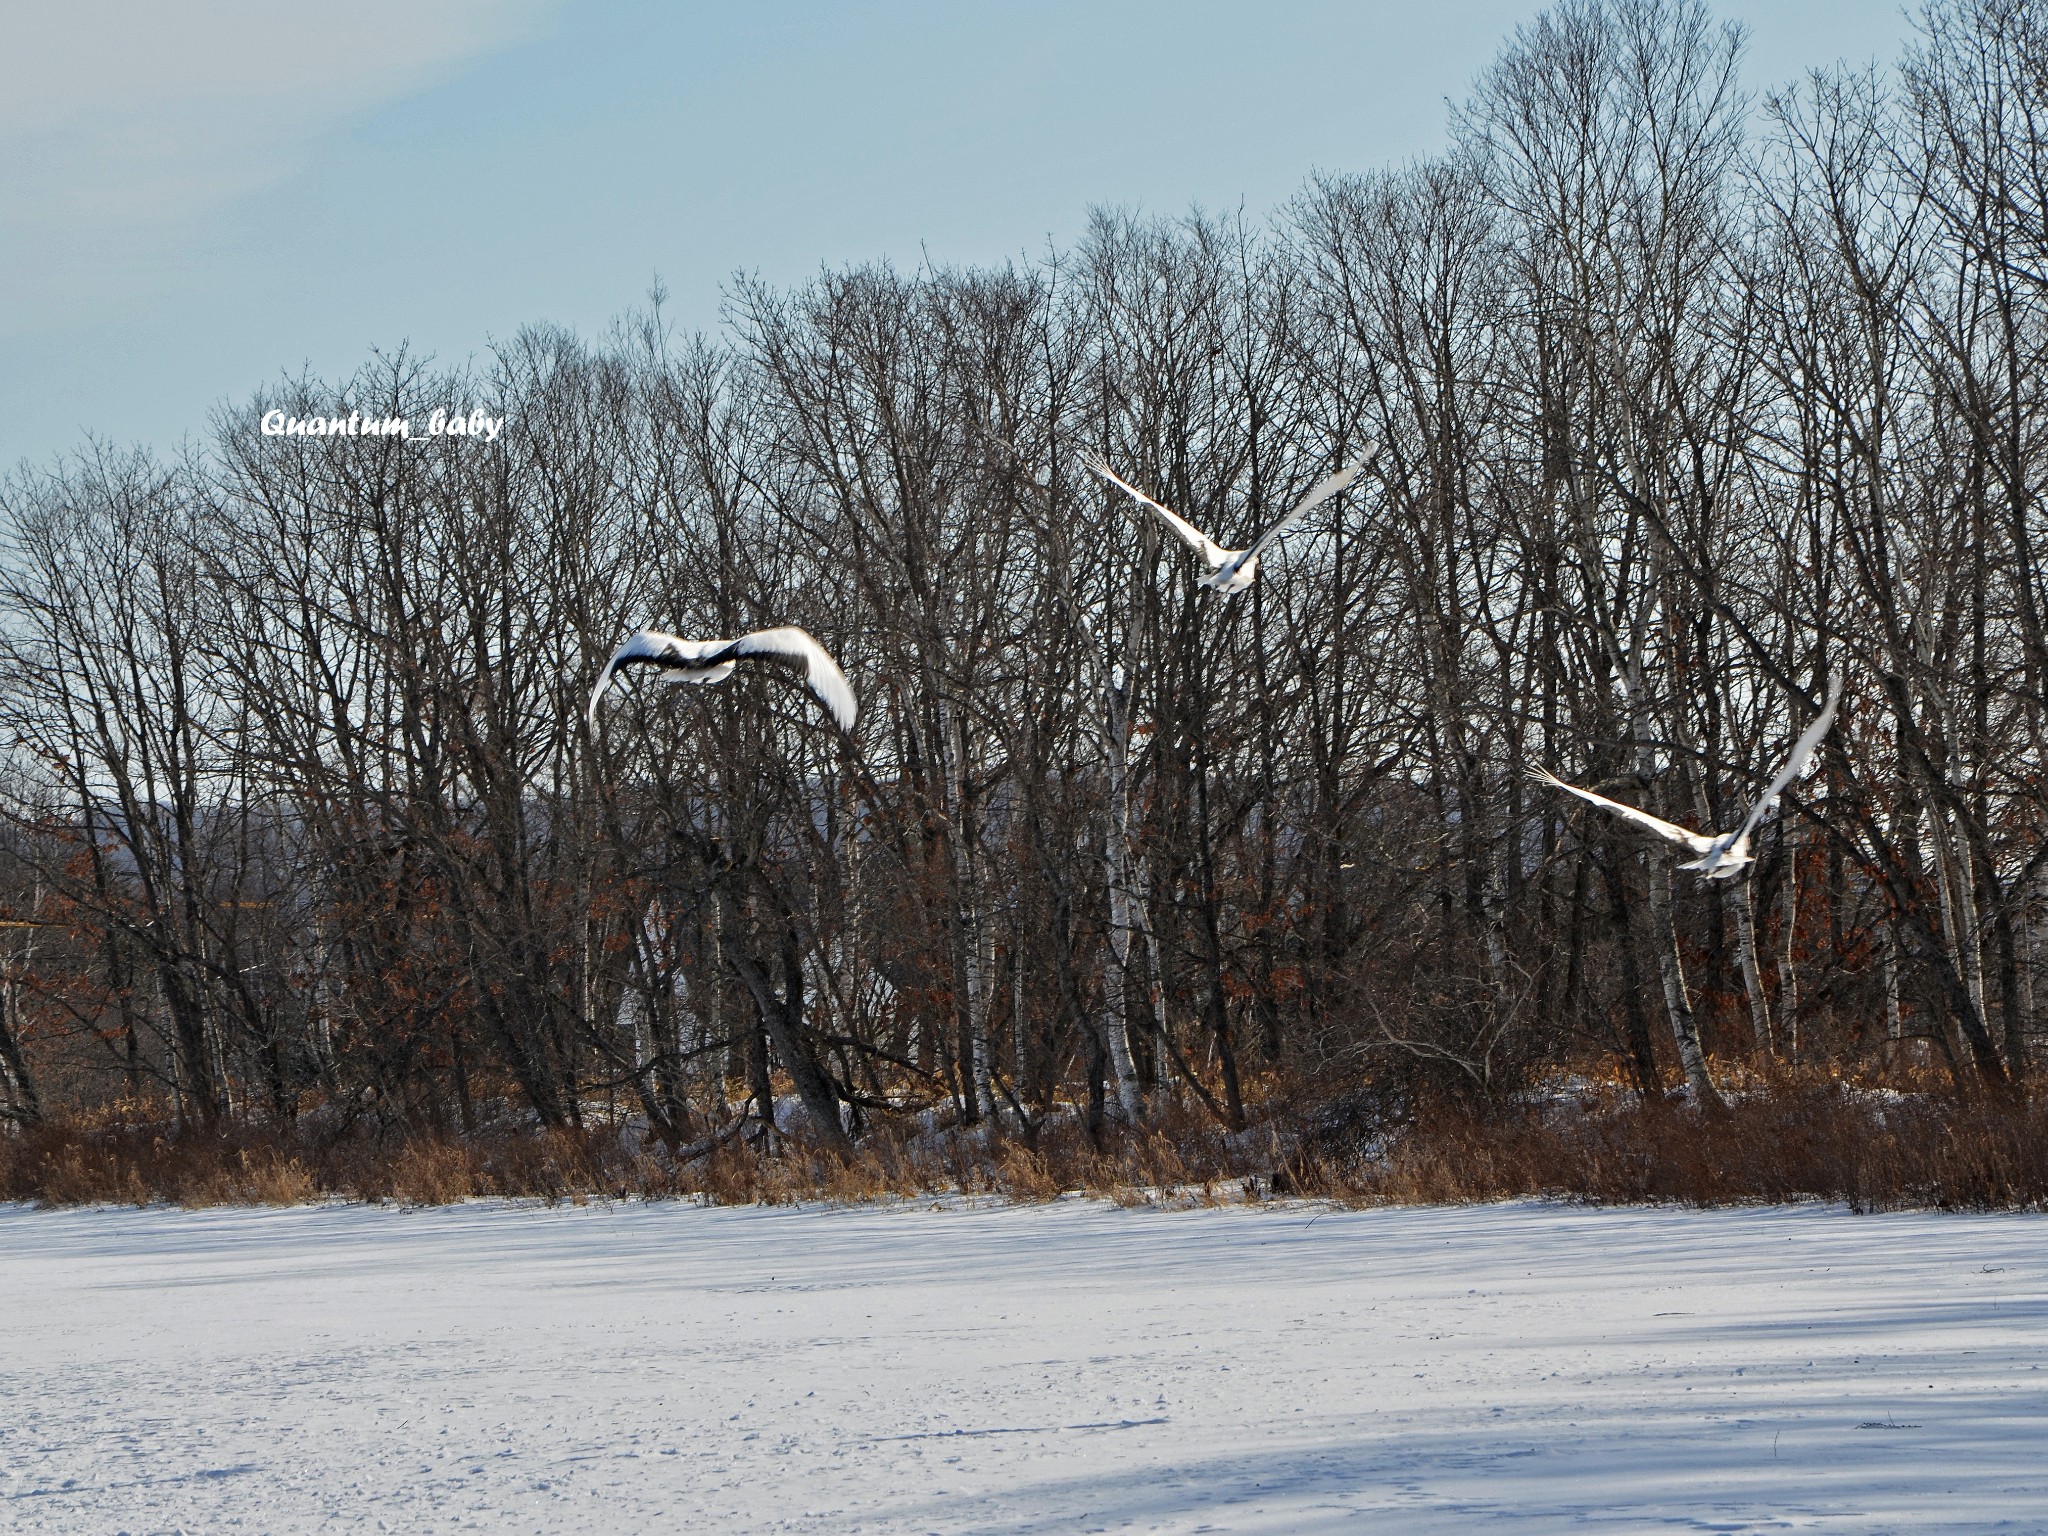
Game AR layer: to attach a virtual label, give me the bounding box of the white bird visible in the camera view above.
[1533,675,1843,880]
[1080,450,1371,593]
[587,626,857,732]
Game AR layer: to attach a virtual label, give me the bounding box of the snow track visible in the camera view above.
[2,1198,2043,1532]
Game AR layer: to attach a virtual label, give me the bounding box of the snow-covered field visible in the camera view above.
[2,1197,2043,1533]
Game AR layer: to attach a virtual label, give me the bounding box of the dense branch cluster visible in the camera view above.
[5,0,2047,1150]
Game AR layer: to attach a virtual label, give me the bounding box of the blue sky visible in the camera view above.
[3,1,1918,469]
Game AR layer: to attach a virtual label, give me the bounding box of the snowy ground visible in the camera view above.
[2,1197,2044,1533]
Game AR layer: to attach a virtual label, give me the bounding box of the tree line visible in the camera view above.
[4,0,2045,1154]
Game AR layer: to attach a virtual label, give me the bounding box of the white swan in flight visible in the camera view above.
[1534,675,1843,880]
[1080,450,1371,593]
[587,627,857,732]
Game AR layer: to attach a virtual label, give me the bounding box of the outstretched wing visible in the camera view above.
[1731,674,1843,846]
[1531,765,1719,856]
[1239,452,1373,565]
[587,629,728,725]
[725,626,859,732]
[1080,453,1225,565]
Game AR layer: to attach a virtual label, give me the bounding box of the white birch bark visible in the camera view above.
[1928,807,1989,1044]
[1129,854,1173,1092]
[1731,880,1772,1057]
[1618,657,1720,1106]
[1012,908,1030,1102]
[1667,676,1773,1056]
[1778,818,1802,1058]
[1099,673,1148,1124]
[937,696,996,1122]
[1883,919,1906,1061]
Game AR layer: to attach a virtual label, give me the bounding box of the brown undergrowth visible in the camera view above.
[1339,1088,2048,1211]
[3,1085,2045,1212]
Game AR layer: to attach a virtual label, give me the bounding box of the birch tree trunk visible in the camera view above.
[1621,661,1721,1107]
[1643,854,1721,1107]
[1099,675,1148,1124]
[1667,672,1773,1058]
[1883,918,1907,1065]
[1927,810,1988,1070]
[0,971,41,1125]
[1731,880,1773,1058]
[937,697,996,1123]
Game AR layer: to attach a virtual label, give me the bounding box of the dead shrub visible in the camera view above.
[377,1139,477,1205]
[30,1140,151,1207]
[473,1130,566,1200]
[3,1083,2046,1213]
[698,1140,765,1205]
[819,1148,895,1203]
[994,1142,1061,1202]
[180,1147,318,1207]
[1330,1086,2048,1210]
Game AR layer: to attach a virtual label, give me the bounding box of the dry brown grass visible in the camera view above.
[178,1148,319,1207]
[375,1140,477,1206]
[0,1125,320,1208]
[1320,1088,2048,1211]
[4,1085,2046,1213]
[994,1142,1060,1202]
[24,1141,152,1207]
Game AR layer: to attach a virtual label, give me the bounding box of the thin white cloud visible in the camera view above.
[1,0,557,333]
